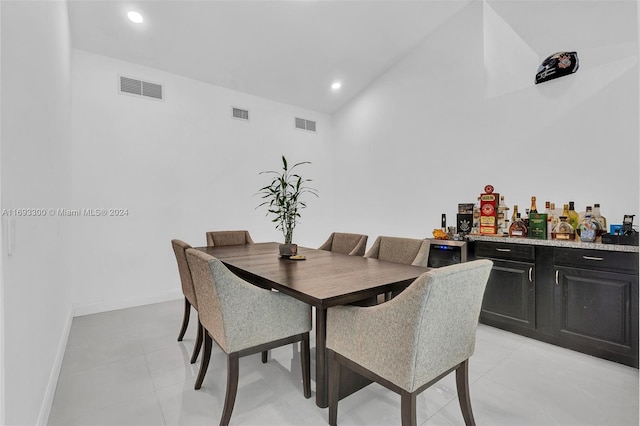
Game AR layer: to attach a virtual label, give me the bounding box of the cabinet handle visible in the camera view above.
[528,267,533,282]
[496,248,511,252]
[582,256,604,261]
[555,270,559,285]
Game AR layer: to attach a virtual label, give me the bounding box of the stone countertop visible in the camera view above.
[467,234,639,253]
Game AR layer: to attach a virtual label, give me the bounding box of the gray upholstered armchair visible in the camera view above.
[364,235,430,267]
[318,232,368,256]
[205,230,254,247]
[185,248,312,426]
[171,239,203,364]
[326,259,493,426]
[365,236,431,301]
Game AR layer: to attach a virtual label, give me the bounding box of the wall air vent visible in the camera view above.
[295,117,316,132]
[232,107,249,121]
[119,76,164,101]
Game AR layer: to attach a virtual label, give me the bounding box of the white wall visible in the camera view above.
[0,1,74,425]
[332,0,639,239]
[70,50,334,314]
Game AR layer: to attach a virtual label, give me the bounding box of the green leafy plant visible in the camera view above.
[257,155,318,244]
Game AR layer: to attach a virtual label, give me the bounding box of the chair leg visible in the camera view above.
[194,332,212,390]
[328,350,340,426]
[400,390,417,426]
[177,298,191,341]
[456,359,476,426]
[190,319,203,364]
[220,354,240,426]
[261,350,268,363]
[301,333,311,398]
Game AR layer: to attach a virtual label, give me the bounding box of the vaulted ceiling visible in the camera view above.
[67,1,637,114]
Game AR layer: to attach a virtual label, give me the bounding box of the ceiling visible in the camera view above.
[67,0,472,113]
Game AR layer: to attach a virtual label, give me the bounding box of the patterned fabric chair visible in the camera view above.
[185,248,312,426]
[171,239,203,364]
[326,259,493,426]
[318,232,368,256]
[206,230,254,247]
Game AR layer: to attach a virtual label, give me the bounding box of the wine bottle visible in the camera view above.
[530,196,538,214]
[544,201,555,239]
[568,201,579,233]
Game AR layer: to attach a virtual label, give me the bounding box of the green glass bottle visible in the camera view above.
[568,201,579,233]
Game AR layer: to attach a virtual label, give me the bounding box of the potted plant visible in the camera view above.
[257,155,318,256]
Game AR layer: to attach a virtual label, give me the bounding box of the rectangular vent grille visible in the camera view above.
[119,76,163,100]
[232,107,249,121]
[295,117,316,132]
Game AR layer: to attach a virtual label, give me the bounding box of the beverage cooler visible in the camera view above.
[426,239,470,268]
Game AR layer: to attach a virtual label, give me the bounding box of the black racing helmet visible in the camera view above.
[535,51,579,84]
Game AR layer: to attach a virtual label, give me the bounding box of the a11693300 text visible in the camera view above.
[1,208,129,217]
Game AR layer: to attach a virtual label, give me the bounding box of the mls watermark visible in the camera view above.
[1,208,129,217]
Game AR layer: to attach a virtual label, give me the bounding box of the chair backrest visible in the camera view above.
[206,230,254,246]
[319,232,368,256]
[171,239,197,309]
[185,249,228,350]
[364,236,430,267]
[391,259,492,391]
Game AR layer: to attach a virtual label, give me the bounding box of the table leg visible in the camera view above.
[315,307,328,408]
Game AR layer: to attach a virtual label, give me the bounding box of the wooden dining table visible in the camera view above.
[194,242,429,408]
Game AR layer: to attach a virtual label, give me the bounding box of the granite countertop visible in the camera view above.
[467,234,639,253]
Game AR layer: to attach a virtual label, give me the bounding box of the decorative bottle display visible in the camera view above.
[592,203,607,235]
[552,216,575,240]
[567,201,579,232]
[544,201,555,239]
[479,185,499,235]
[509,213,528,237]
[578,206,599,242]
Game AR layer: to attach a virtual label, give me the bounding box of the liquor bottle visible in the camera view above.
[592,203,607,235]
[497,195,509,234]
[544,201,555,239]
[509,213,528,238]
[549,203,559,233]
[552,216,575,240]
[562,203,570,219]
[523,209,530,228]
[578,207,599,242]
[471,197,480,234]
[530,196,538,214]
[511,204,519,224]
[567,201,579,232]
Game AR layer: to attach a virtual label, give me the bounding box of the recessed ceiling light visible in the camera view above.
[127,11,144,24]
[331,82,342,90]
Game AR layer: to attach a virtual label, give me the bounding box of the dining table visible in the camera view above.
[194,242,429,408]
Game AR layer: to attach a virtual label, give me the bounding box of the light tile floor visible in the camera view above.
[49,300,639,425]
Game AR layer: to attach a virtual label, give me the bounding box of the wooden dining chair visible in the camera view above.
[171,239,203,364]
[205,230,254,247]
[318,232,368,256]
[185,248,312,426]
[326,259,493,426]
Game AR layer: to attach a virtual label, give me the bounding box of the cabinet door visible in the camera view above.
[480,259,536,330]
[554,267,638,365]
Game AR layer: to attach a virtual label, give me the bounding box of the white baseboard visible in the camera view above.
[37,306,73,426]
[73,291,183,317]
